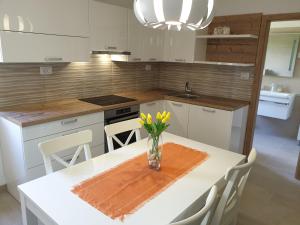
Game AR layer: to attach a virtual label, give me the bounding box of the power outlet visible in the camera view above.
[145,64,152,71]
[240,72,250,80]
[40,66,53,75]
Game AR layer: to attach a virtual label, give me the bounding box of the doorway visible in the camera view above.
[238,15,300,225]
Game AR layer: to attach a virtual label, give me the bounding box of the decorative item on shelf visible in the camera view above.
[133,0,215,31]
[213,26,231,35]
[139,111,171,170]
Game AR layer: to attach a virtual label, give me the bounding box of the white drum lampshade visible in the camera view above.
[134,0,215,31]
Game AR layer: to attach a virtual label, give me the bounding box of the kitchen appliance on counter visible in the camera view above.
[80,95,140,153]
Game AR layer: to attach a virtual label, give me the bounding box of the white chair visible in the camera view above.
[39,130,92,174]
[210,148,257,225]
[170,186,218,225]
[104,118,142,152]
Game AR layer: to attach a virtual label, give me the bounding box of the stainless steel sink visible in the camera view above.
[173,93,200,99]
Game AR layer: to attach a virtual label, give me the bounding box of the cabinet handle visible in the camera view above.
[106,46,117,50]
[175,58,185,62]
[172,102,183,107]
[202,108,216,113]
[45,57,63,62]
[61,118,78,125]
[133,58,141,61]
[149,58,157,61]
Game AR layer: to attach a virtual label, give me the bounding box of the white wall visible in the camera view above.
[215,0,300,16]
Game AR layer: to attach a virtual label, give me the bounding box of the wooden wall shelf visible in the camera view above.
[196,34,258,39]
[194,61,255,67]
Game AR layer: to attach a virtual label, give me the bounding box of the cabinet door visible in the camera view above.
[0,31,89,63]
[140,101,164,138]
[143,29,164,62]
[164,30,196,63]
[0,0,89,37]
[128,10,144,62]
[90,1,128,52]
[188,105,233,149]
[164,101,189,137]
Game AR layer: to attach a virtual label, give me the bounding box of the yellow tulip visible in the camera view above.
[138,119,145,126]
[161,111,167,118]
[140,113,146,120]
[156,112,162,120]
[162,112,171,123]
[147,113,152,124]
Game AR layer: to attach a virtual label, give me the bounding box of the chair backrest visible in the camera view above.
[104,118,142,152]
[39,130,93,175]
[170,186,218,225]
[210,148,257,225]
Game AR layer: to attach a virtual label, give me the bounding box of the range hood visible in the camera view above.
[91,50,131,55]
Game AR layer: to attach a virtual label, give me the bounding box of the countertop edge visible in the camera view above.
[0,91,249,127]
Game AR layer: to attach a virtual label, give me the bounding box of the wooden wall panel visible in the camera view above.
[206,13,262,64]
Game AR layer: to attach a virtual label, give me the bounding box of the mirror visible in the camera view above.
[264,20,300,78]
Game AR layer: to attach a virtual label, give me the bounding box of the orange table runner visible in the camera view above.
[72,143,208,220]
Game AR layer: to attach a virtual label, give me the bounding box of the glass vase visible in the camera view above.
[147,134,163,170]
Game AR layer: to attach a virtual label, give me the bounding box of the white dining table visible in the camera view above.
[18,132,245,225]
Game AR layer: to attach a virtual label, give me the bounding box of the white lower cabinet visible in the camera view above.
[140,101,164,138]
[164,101,189,137]
[188,105,233,149]
[187,105,248,153]
[158,100,248,153]
[0,112,105,201]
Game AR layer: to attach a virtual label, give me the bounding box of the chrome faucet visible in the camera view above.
[185,82,192,95]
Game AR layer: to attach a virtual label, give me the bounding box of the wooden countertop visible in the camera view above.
[0,89,249,127]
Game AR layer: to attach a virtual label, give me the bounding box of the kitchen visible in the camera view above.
[0,1,299,225]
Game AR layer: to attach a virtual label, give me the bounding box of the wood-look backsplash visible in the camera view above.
[0,55,254,108]
[0,55,159,108]
[158,63,254,101]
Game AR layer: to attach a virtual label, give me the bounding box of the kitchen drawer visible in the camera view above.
[23,122,104,169]
[23,112,104,141]
[25,144,105,181]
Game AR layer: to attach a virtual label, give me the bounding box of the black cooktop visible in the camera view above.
[79,95,136,106]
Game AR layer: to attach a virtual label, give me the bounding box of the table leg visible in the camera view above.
[20,193,38,225]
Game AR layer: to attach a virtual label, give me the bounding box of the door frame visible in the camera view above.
[244,12,300,155]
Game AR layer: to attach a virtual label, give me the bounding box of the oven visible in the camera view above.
[104,105,140,153]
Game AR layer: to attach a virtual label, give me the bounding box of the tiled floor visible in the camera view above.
[238,130,300,225]
[0,131,299,225]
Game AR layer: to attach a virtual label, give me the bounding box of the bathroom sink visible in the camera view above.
[258,90,296,120]
[260,90,292,99]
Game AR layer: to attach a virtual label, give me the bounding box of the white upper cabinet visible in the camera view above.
[143,28,164,62]
[127,10,164,62]
[90,1,128,52]
[164,30,196,63]
[0,0,89,37]
[127,10,144,62]
[0,31,89,63]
